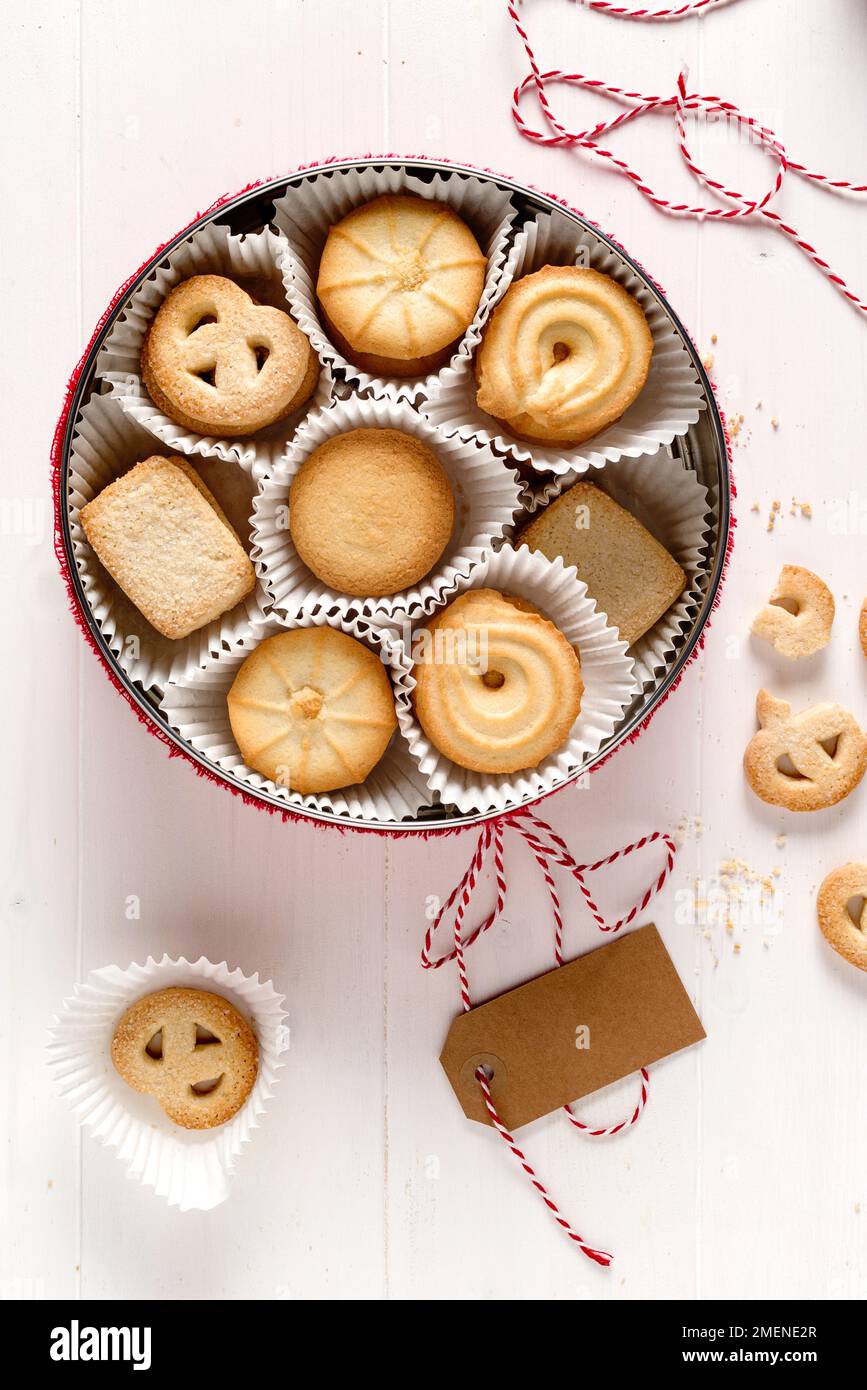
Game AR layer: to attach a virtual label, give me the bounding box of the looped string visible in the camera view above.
[423,807,676,1261]
[506,0,867,315]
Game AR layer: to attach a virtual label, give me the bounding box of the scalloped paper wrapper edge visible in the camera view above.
[422,209,706,476]
[67,393,267,690]
[160,607,432,824]
[47,955,288,1212]
[514,448,713,688]
[273,164,517,404]
[250,394,522,623]
[95,221,333,476]
[392,543,640,815]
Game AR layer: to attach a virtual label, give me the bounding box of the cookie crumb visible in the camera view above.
[771,416,779,429]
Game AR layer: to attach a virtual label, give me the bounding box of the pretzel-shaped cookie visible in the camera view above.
[817,863,867,972]
[743,690,867,812]
[111,986,258,1130]
[141,274,319,436]
[752,565,835,659]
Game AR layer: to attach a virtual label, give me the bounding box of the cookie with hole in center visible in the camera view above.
[743,690,867,812]
[412,588,583,774]
[817,862,867,971]
[752,565,834,658]
[141,274,319,436]
[111,987,259,1130]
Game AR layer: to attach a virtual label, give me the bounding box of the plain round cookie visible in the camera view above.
[289,428,455,597]
[475,265,653,446]
[412,588,584,774]
[317,195,486,376]
[141,274,319,436]
[817,863,867,971]
[111,987,259,1130]
[227,627,397,794]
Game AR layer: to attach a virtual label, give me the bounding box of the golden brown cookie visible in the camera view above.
[317,195,486,376]
[817,863,867,971]
[412,588,583,774]
[475,265,653,446]
[111,987,258,1130]
[751,565,835,658]
[227,627,397,794]
[289,428,455,597]
[860,598,867,658]
[141,274,319,435]
[743,690,867,811]
[80,455,255,640]
[519,482,686,645]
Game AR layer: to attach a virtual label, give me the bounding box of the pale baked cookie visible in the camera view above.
[817,863,867,972]
[227,627,397,794]
[141,274,319,436]
[412,588,583,774]
[111,987,258,1130]
[519,482,686,646]
[317,195,486,376]
[289,428,455,597]
[80,455,255,640]
[743,690,867,812]
[475,265,653,446]
[751,565,834,658]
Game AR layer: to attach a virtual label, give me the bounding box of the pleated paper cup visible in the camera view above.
[422,208,706,477]
[273,163,516,403]
[47,955,288,1212]
[394,544,639,815]
[160,608,432,824]
[95,222,333,477]
[67,393,264,690]
[512,449,713,688]
[250,395,522,622]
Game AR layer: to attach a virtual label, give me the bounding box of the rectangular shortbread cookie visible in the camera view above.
[519,482,687,646]
[80,455,256,640]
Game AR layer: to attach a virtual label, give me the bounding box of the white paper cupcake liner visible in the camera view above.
[393,544,639,815]
[512,448,713,688]
[95,222,333,476]
[273,163,516,404]
[67,393,265,690]
[250,395,522,622]
[47,955,288,1212]
[160,608,432,824]
[422,209,706,476]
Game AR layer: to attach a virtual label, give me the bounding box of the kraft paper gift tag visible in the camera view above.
[440,924,705,1130]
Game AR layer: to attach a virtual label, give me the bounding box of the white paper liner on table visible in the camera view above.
[95,222,333,477]
[250,395,522,622]
[422,208,706,477]
[160,608,432,824]
[512,448,713,688]
[394,544,639,815]
[272,163,516,404]
[47,955,288,1212]
[67,393,265,690]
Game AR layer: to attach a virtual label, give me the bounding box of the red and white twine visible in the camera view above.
[507,0,867,314]
[423,808,676,1264]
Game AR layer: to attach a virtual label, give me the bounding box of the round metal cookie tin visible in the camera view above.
[55,157,731,833]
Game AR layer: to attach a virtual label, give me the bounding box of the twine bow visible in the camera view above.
[507,0,867,315]
[423,808,676,1265]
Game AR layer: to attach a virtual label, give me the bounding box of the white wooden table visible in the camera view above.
[3,0,866,1301]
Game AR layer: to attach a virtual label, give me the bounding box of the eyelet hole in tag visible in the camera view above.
[459,1052,506,1093]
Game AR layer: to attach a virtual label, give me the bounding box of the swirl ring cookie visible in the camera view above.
[475,265,653,446]
[817,863,867,972]
[111,987,259,1130]
[743,690,867,811]
[412,588,584,774]
[228,627,397,795]
[142,274,319,436]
